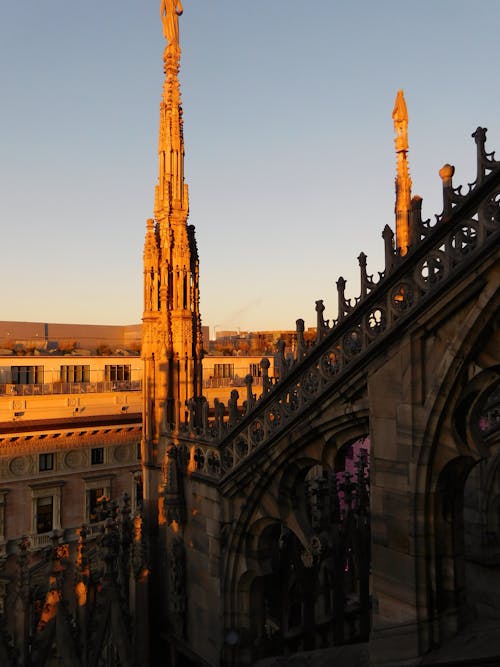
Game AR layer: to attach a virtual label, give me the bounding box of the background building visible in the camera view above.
[0,321,142,355]
[0,353,142,556]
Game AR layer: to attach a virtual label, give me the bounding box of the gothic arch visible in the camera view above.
[220,408,370,664]
[412,287,500,650]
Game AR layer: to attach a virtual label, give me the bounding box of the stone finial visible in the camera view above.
[295,319,306,360]
[244,374,255,415]
[187,397,196,432]
[260,358,272,395]
[336,277,347,320]
[439,163,455,185]
[382,225,395,273]
[358,253,368,298]
[439,164,455,218]
[275,339,288,380]
[214,399,225,438]
[228,390,240,426]
[472,127,488,187]
[315,300,329,341]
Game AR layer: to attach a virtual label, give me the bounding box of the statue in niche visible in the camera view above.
[163,446,179,495]
[163,446,185,525]
[228,389,239,426]
[160,0,184,48]
[168,538,186,636]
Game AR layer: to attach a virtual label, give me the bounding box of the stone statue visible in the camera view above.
[168,538,187,635]
[160,0,184,48]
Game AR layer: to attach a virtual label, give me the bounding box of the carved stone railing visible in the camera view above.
[22,527,102,553]
[29,532,53,550]
[171,128,500,479]
[0,380,142,396]
[2,495,141,558]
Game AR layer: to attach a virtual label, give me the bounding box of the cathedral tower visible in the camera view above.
[141,2,203,497]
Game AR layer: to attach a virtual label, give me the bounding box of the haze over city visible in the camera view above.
[2,1,500,333]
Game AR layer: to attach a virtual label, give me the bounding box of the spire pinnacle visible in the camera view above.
[392,90,412,255]
[142,2,203,438]
[155,0,186,219]
[392,89,408,129]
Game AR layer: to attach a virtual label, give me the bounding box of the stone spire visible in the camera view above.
[142,5,203,473]
[392,89,412,255]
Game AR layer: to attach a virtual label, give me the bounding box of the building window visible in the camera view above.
[60,365,90,383]
[30,483,63,536]
[11,365,44,385]
[137,442,142,460]
[36,497,53,533]
[105,365,131,382]
[88,487,107,523]
[249,363,262,378]
[91,447,104,465]
[39,453,54,472]
[213,363,234,379]
[84,478,112,523]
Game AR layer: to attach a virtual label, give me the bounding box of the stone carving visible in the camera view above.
[162,446,185,525]
[0,495,141,666]
[9,456,31,476]
[131,512,146,578]
[160,0,184,48]
[168,538,186,637]
[65,449,85,469]
[163,446,179,495]
[161,126,500,481]
[113,445,130,463]
[186,395,209,434]
[228,389,239,426]
[260,357,272,395]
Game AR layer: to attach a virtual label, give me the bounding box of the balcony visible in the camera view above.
[0,380,142,396]
[29,532,53,550]
[26,522,106,552]
[202,376,263,389]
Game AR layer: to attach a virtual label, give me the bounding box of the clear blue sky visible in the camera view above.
[2,1,499,336]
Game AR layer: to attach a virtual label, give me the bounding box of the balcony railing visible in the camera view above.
[0,380,142,396]
[26,522,106,552]
[203,376,264,389]
[29,532,53,550]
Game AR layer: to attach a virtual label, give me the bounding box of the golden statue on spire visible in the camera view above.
[160,0,184,48]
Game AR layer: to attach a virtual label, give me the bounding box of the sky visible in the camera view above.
[2,1,500,337]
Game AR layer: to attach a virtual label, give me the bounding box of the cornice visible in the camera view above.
[0,412,141,435]
[0,423,142,456]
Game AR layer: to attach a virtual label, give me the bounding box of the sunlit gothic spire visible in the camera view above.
[392,89,412,255]
[142,2,203,474]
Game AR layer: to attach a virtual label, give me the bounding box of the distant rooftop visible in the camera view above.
[0,321,141,355]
